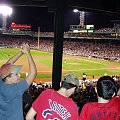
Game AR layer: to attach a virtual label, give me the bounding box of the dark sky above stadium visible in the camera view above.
[0,5,120,32]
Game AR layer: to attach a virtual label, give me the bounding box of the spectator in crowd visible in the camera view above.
[0,44,37,120]
[79,76,119,120]
[23,90,33,119]
[82,72,87,81]
[111,86,120,111]
[26,74,79,120]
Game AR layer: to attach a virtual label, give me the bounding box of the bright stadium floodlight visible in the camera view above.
[0,5,12,30]
[73,9,79,13]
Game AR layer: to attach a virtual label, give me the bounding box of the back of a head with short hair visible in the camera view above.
[97,76,117,100]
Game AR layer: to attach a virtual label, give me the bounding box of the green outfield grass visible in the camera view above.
[0,48,120,79]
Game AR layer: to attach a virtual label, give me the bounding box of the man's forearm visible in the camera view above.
[6,51,23,64]
[25,52,37,86]
[27,52,37,75]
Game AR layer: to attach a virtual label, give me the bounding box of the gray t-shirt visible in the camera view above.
[0,78,29,120]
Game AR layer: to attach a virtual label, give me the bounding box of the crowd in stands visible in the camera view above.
[2,29,32,35]
[2,27,120,39]
[95,27,114,33]
[0,36,120,61]
[63,40,120,61]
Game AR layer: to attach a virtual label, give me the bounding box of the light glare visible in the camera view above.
[73,9,79,13]
[0,5,12,16]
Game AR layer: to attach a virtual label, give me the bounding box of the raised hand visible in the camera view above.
[21,44,30,54]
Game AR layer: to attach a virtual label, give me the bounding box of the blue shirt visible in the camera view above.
[0,78,29,120]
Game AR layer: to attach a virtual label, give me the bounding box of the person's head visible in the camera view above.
[61,74,79,97]
[96,76,117,100]
[117,87,120,96]
[0,63,22,84]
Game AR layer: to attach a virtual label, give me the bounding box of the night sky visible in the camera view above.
[0,6,120,32]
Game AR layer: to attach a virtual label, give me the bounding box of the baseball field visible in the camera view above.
[0,48,120,83]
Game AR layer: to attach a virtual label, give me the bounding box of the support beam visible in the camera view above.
[51,0,65,90]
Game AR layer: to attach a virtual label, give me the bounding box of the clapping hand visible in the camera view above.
[21,44,30,54]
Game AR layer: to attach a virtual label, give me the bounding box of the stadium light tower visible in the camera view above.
[73,9,85,28]
[0,5,12,31]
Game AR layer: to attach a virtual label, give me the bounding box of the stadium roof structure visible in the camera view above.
[5,0,120,90]
[6,0,120,14]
